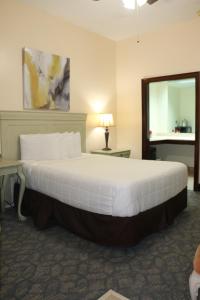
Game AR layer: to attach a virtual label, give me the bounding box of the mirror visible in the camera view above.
[149,78,195,141]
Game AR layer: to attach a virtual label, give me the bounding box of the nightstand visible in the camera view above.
[0,160,26,221]
[91,149,131,158]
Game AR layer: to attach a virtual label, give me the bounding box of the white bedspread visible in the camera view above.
[22,154,187,217]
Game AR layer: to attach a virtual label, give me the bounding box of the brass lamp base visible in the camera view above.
[102,147,111,151]
[103,127,112,151]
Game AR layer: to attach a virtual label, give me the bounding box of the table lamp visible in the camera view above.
[98,113,114,150]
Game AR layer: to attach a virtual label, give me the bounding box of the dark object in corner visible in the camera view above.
[175,126,192,133]
[149,146,156,160]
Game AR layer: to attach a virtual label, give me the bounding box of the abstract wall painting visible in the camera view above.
[22,48,70,111]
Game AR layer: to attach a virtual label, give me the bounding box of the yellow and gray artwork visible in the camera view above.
[23,48,70,111]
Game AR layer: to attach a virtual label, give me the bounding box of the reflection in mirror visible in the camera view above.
[149,78,195,141]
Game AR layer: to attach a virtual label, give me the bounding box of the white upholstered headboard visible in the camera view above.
[0,111,87,160]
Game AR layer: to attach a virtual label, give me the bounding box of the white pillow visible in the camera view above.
[20,133,60,160]
[59,131,81,159]
[59,132,74,159]
[71,132,81,158]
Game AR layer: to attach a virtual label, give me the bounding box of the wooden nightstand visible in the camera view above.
[91,149,131,158]
[0,160,26,221]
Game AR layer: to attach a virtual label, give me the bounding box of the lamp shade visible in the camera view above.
[98,114,114,127]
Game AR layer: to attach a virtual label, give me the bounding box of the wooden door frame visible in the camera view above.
[142,72,200,191]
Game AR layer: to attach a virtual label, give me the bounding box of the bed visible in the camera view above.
[0,111,188,246]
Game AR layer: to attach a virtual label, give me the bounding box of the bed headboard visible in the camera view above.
[0,111,87,160]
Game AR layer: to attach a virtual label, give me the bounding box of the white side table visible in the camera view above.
[0,160,26,221]
[91,149,131,158]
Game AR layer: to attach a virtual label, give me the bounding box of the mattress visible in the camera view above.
[22,154,187,217]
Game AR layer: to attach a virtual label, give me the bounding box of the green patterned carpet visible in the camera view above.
[1,191,200,300]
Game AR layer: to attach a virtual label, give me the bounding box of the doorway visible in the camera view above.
[142,72,200,191]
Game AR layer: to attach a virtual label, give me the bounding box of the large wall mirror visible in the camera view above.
[142,72,200,191]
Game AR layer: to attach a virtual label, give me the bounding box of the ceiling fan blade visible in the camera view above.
[147,0,159,4]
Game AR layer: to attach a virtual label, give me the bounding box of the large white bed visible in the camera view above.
[0,111,188,246]
[22,154,187,217]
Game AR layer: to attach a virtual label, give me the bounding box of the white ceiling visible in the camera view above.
[19,0,200,41]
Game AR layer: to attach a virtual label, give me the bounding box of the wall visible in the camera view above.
[1,0,200,176]
[0,0,116,152]
[179,87,195,132]
[116,18,200,159]
[149,82,169,134]
[168,86,180,132]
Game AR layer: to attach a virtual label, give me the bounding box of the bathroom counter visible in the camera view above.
[149,133,195,145]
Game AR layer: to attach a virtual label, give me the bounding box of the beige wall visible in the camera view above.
[0,0,116,152]
[1,0,200,160]
[116,18,200,159]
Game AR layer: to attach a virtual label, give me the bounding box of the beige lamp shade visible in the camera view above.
[98,114,114,127]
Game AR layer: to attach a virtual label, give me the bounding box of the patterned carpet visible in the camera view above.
[1,191,200,300]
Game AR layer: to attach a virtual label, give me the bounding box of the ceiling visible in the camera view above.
[19,0,200,41]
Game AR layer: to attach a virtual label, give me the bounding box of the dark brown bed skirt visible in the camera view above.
[15,186,187,246]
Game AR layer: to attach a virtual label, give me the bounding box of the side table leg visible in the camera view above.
[1,175,9,213]
[17,167,26,221]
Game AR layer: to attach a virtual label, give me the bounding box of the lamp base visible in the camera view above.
[102,147,112,151]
